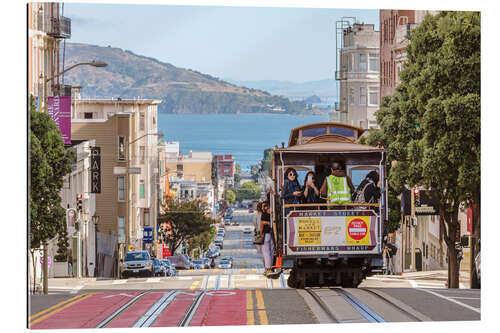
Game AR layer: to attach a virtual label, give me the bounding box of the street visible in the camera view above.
[29,209,480,329]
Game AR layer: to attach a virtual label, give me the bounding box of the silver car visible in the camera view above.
[120,251,154,278]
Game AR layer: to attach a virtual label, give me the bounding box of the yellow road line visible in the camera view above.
[29,293,96,327]
[190,280,200,290]
[29,293,87,321]
[255,290,268,325]
[246,290,254,325]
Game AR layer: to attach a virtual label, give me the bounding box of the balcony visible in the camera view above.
[335,70,347,81]
[53,84,72,97]
[37,12,71,38]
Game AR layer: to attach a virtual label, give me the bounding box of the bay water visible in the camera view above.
[158,113,329,171]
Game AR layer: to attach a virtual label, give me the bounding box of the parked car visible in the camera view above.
[243,227,252,234]
[214,238,223,249]
[167,255,191,270]
[218,258,232,269]
[231,221,240,226]
[160,259,177,276]
[224,218,231,225]
[202,258,210,269]
[193,259,205,270]
[120,251,154,278]
[153,258,168,277]
[182,254,194,269]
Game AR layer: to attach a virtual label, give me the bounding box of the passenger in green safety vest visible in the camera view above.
[320,162,355,204]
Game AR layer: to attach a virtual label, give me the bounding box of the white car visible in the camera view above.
[243,227,252,234]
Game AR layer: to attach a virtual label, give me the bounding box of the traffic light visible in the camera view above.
[414,188,421,207]
[76,194,83,212]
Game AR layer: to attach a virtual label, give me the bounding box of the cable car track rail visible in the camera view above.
[331,288,385,323]
[304,288,340,323]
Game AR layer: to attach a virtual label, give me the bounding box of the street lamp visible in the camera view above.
[42,60,108,111]
[92,213,100,277]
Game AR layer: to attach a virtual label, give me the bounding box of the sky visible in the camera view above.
[62,1,380,82]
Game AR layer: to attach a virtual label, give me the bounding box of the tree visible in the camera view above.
[29,96,74,293]
[158,199,215,254]
[260,148,273,176]
[237,181,260,201]
[234,163,242,185]
[225,189,236,204]
[373,12,480,288]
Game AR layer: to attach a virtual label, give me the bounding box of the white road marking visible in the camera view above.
[112,280,127,284]
[449,297,481,300]
[177,276,193,280]
[146,278,161,283]
[418,288,481,313]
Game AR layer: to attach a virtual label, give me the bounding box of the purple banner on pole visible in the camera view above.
[47,96,71,144]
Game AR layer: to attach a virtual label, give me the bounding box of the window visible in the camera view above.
[369,53,379,72]
[348,54,353,72]
[349,88,354,105]
[359,87,367,105]
[140,180,145,199]
[118,217,125,244]
[368,87,379,106]
[118,176,125,201]
[329,127,355,137]
[84,112,93,119]
[359,54,367,72]
[140,112,145,131]
[140,146,145,164]
[118,136,126,161]
[302,127,327,137]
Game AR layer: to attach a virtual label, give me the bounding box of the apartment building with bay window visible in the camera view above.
[71,98,161,277]
[331,22,380,129]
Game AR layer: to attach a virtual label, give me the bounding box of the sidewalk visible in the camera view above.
[378,270,470,284]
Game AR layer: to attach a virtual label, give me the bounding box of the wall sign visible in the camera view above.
[91,147,101,193]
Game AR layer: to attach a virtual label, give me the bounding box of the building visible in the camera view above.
[331,21,380,129]
[71,98,161,277]
[379,10,439,100]
[57,140,97,278]
[164,150,216,217]
[213,154,235,186]
[28,2,71,109]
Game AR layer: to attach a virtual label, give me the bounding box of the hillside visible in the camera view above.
[62,43,318,114]
[224,79,337,102]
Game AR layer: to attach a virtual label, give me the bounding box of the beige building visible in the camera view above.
[71,98,161,277]
[331,22,380,129]
[28,2,71,108]
[164,149,216,217]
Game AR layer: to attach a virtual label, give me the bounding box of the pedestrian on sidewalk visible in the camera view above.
[383,241,396,275]
[260,201,274,276]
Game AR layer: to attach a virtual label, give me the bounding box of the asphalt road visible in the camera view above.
[28,209,480,328]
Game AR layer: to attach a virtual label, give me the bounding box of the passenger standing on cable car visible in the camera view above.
[320,162,354,205]
[282,167,302,216]
[302,171,319,209]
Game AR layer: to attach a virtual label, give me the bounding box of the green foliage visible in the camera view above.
[158,199,215,254]
[237,181,260,201]
[260,148,274,176]
[54,223,69,262]
[376,11,480,207]
[29,96,74,249]
[372,12,480,286]
[225,190,236,204]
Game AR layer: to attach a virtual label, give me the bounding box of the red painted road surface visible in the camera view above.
[30,290,248,329]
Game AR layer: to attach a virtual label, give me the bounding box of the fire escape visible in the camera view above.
[332,17,356,123]
[37,3,72,97]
